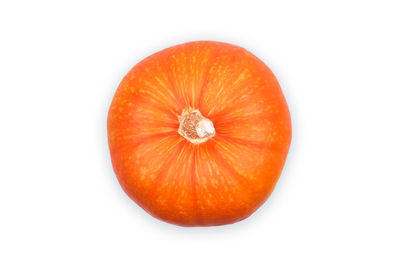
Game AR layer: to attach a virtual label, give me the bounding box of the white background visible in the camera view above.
[1,1,399,266]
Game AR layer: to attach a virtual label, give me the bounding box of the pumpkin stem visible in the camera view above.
[178,109,215,144]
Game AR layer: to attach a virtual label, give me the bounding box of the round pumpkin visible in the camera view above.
[107,41,291,226]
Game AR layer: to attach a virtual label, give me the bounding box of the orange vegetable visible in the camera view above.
[108,41,291,226]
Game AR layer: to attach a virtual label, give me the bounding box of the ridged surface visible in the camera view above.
[108,41,291,226]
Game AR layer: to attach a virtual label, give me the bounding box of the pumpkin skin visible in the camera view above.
[108,41,291,226]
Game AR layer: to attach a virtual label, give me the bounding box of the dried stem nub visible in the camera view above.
[178,109,215,144]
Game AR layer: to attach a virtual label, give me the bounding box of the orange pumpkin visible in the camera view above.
[107,41,291,226]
